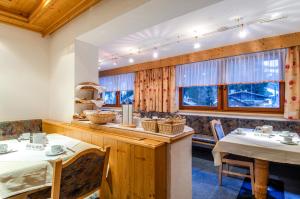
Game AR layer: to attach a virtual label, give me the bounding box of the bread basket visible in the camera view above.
[86,111,116,124]
[141,119,158,133]
[157,118,185,135]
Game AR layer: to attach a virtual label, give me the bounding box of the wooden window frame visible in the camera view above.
[179,86,223,111]
[179,82,285,114]
[223,82,285,114]
[103,91,121,107]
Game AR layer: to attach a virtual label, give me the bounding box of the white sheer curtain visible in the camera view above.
[99,73,135,91]
[176,49,286,87]
[176,59,223,87]
[223,49,286,84]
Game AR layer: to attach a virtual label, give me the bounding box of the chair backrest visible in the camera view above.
[51,147,110,199]
[210,120,225,142]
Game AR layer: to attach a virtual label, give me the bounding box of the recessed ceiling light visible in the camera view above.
[97,66,101,70]
[238,29,248,38]
[153,51,159,59]
[129,58,134,63]
[194,42,201,49]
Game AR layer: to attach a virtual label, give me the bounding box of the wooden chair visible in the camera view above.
[210,120,255,195]
[28,147,110,199]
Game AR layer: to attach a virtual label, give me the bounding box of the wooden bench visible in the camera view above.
[192,134,215,148]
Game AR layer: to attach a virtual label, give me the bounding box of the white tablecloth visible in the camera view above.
[212,129,300,166]
[0,134,94,199]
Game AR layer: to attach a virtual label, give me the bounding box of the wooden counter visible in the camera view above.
[42,119,194,199]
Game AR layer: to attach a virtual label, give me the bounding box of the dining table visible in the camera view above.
[0,133,96,199]
[212,128,300,199]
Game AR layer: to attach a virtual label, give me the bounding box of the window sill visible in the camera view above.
[101,107,122,112]
[178,110,290,121]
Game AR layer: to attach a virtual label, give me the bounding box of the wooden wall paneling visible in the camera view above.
[103,137,118,199]
[155,144,167,199]
[133,145,156,198]
[91,133,104,148]
[116,141,132,199]
[42,121,171,199]
[99,32,300,77]
[42,122,65,134]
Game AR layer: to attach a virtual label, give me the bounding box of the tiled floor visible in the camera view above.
[192,146,300,199]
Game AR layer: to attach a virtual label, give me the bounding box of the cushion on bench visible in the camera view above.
[192,134,215,145]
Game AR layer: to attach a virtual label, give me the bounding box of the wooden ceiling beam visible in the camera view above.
[29,0,58,24]
[0,0,102,36]
[42,0,100,36]
[0,10,28,22]
[0,14,43,32]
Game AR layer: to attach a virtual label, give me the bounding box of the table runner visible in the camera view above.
[212,129,300,166]
[0,134,95,199]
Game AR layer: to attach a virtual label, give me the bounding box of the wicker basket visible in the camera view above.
[87,112,116,124]
[157,121,185,135]
[172,118,186,124]
[141,119,158,133]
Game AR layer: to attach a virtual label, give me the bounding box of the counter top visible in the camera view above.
[71,120,194,143]
[42,120,194,145]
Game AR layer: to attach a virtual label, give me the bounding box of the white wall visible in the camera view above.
[48,0,147,122]
[0,24,49,121]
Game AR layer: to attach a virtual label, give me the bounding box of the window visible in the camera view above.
[104,91,117,105]
[99,73,135,107]
[177,49,286,113]
[179,82,284,113]
[103,90,134,107]
[120,90,134,104]
[227,82,280,108]
[180,86,219,110]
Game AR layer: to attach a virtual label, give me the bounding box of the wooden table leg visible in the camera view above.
[254,159,269,199]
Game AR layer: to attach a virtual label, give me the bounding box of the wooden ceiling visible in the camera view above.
[0,0,101,36]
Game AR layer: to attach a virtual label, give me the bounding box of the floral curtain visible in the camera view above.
[134,66,177,112]
[284,46,300,119]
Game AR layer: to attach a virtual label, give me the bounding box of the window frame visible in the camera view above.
[103,90,134,107]
[179,86,223,111]
[103,91,120,107]
[179,82,284,114]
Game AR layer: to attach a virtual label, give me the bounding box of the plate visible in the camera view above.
[280,141,299,145]
[0,149,17,154]
[45,149,66,156]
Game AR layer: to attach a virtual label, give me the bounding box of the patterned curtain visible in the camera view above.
[134,66,177,112]
[284,46,300,119]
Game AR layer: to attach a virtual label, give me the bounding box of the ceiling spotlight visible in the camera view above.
[271,12,281,19]
[153,48,159,59]
[239,28,248,38]
[129,58,134,63]
[97,66,101,70]
[238,23,248,38]
[194,42,201,49]
[113,62,117,66]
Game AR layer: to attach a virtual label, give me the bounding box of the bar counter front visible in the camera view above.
[42,120,194,199]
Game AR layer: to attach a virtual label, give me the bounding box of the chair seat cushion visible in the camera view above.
[223,154,254,162]
[192,134,215,144]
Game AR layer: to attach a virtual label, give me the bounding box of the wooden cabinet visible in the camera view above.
[42,120,192,199]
